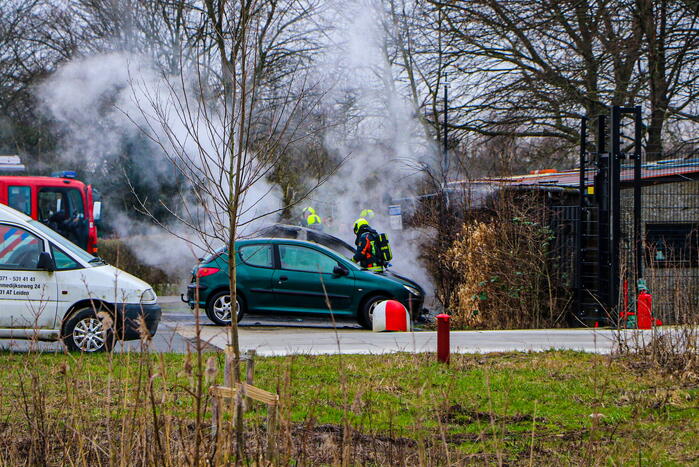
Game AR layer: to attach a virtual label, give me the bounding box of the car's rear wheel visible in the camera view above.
[62,307,115,352]
[358,294,390,329]
[206,291,245,326]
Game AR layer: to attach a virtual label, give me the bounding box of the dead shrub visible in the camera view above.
[98,238,178,293]
[443,194,569,329]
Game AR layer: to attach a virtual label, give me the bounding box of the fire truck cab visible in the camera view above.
[0,172,101,254]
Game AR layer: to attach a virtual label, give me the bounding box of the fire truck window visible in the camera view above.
[8,186,31,216]
[0,224,44,270]
[38,191,67,221]
[66,189,84,218]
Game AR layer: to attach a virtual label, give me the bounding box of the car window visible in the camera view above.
[8,186,31,216]
[0,224,44,270]
[278,245,337,273]
[51,244,81,270]
[239,244,273,268]
[28,220,97,265]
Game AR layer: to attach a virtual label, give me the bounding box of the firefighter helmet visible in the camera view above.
[307,213,321,226]
[360,208,375,219]
[353,218,369,235]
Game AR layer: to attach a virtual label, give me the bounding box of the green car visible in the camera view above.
[184,237,425,328]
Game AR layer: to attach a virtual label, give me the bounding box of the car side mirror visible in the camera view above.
[37,252,56,272]
[333,265,349,276]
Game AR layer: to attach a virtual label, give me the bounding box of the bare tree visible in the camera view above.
[637,0,699,159]
[121,0,333,460]
[431,0,699,162]
[0,1,77,158]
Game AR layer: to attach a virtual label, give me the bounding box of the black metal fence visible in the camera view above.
[569,106,699,325]
[620,162,699,323]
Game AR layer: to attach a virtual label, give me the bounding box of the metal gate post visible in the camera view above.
[633,106,643,283]
[609,106,623,320]
[596,114,611,318]
[576,117,588,317]
[575,105,642,327]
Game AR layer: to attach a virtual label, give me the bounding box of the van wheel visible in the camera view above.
[62,307,115,352]
[358,294,390,329]
[206,291,245,326]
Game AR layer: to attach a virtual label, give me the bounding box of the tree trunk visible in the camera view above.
[639,0,669,161]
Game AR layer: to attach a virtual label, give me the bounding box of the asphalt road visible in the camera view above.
[0,296,363,353]
[0,296,689,355]
[165,297,673,356]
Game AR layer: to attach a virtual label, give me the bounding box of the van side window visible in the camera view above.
[8,186,31,216]
[0,224,44,270]
[50,244,81,270]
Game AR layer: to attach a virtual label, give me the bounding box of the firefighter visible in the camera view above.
[360,208,375,220]
[353,218,383,271]
[303,206,323,230]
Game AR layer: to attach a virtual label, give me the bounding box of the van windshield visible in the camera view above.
[28,220,101,266]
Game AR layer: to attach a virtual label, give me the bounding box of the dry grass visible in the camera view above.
[0,349,696,465]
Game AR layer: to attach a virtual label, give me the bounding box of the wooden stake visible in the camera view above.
[211,396,219,439]
[209,349,277,463]
[224,345,235,386]
[246,349,256,384]
[266,402,277,463]
[244,350,256,411]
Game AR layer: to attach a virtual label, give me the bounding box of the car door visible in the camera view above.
[272,244,354,313]
[0,223,58,329]
[50,242,91,316]
[236,243,277,311]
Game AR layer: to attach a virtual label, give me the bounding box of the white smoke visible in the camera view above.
[38,52,283,278]
[309,0,437,297]
[37,1,438,300]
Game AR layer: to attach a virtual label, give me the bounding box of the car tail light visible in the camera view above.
[196,267,220,278]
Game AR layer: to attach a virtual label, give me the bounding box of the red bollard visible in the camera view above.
[437,314,450,364]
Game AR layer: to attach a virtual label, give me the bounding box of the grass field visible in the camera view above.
[0,349,696,465]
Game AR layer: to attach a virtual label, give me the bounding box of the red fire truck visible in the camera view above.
[0,168,101,254]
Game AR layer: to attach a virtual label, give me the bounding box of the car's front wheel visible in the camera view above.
[206,291,245,326]
[358,294,390,329]
[62,307,115,352]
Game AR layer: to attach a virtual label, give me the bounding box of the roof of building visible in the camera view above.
[450,158,699,190]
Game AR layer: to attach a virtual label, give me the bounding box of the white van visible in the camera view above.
[0,203,161,352]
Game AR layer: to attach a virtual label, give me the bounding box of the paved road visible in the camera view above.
[167,297,675,356]
[0,296,687,355]
[176,322,647,356]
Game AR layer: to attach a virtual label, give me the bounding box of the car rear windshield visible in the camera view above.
[202,246,227,264]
